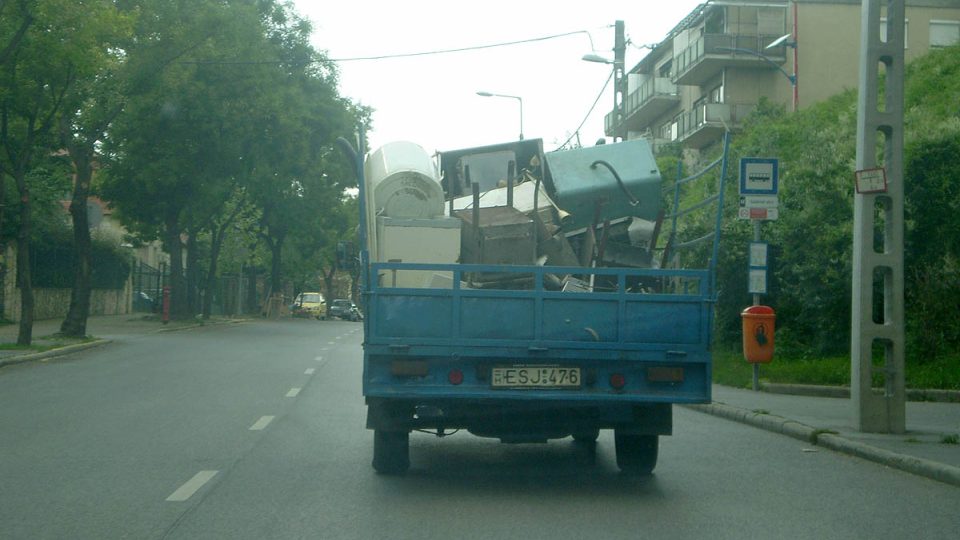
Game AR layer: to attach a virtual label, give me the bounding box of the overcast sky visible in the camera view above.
[291,1,704,154]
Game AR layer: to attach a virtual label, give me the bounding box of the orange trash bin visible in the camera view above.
[741,305,775,363]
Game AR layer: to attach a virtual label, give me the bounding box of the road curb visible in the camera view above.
[0,318,245,369]
[0,339,110,369]
[155,318,248,333]
[760,382,960,403]
[685,402,960,488]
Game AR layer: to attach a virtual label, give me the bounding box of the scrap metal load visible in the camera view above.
[364,138,664,290]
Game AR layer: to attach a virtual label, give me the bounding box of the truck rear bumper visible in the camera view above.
[364,352,711,404]
[366,397,673,440]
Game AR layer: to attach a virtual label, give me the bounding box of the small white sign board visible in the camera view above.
[748,268,768,295]
[749,242,768,267]
[855,167,887,194]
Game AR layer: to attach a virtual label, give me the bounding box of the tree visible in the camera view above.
[57,6,132,337]
[0,0,32,67]
[102,0,270,320]
[241,3,359,300]
[0,0,120,343]
[317,195,359,304]
[199,188,251,318]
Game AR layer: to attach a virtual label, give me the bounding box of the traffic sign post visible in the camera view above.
[739,158,779,221]
[739,158,779,390]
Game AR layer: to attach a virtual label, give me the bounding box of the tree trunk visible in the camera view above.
[246,265,257,315]
[185,231,199,315]
[164,216,188,320]
[60,154,93,337]
[269,239,283,297]
[202,224,224,320]
[15,179,33,345]
[322,264,336,304]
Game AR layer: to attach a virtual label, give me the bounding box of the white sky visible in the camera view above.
[292,1,704,154]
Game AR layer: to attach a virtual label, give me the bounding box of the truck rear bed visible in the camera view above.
[363,262,713,406]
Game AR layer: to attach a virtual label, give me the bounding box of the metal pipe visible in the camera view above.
[507,160,515,208]
[472,183,480,229]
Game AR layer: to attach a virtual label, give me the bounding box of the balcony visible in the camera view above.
[673,34,787,87]
[604,77,680,138]
[679,103,756,148]
[621,78,680,133]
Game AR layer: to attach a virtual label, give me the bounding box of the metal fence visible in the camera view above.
[131,261,261,316]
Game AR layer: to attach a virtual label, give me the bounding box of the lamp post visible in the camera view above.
[581,20,626,141]
[476,91,524,140]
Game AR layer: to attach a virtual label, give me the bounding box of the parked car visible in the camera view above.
[328,299,362,321]
[133,291,157,313]
[291,292,326,319]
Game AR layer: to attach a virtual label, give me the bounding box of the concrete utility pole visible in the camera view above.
[852,0,906,433]
[613,20,625,142]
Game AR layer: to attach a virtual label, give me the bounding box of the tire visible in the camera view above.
[572,428,600,443]
[614,432,658,475]
[372,430,410,475]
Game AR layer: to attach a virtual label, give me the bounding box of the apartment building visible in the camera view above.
[604,0,960,152]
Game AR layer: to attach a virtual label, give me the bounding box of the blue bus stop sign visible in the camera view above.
[739,158,779,195]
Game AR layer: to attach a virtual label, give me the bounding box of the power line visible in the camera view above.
[179,30,596,65]
[558,70,613,150]
[331,29,596,62]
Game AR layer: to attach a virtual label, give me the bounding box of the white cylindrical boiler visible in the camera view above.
[364,141,444,219]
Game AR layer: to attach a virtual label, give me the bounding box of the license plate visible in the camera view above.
[491,365,581,389]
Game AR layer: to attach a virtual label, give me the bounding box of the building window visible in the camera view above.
[930,20,960,47]
[880,17,909,48]
[709,85,724,104]
[658,59,673,78]
[693,97,708,127]
[758,7,786,36]
[665,115,681,141]
[705,9,724,34]
[659,122,672,141]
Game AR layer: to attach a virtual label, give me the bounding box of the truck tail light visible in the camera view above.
[609,373,626,390]
[448,369,464,385]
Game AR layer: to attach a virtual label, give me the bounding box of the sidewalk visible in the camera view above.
[689,384,960,487]
[0,314,240,367]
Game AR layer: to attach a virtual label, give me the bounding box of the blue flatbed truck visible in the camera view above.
[340,135,729,475]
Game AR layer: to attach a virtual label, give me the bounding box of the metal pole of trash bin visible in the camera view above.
[752,220,761,391]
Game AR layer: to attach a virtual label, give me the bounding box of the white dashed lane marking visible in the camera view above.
[305,368,316,375]
[166,470,218,502]
[286,388,301,398]
[249,416,274,431]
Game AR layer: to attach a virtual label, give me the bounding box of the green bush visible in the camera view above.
[31,237,131,290]
[707,44,960,366]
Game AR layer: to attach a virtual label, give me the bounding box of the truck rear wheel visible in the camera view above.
[614,432,658,475]
[372,430,409,474]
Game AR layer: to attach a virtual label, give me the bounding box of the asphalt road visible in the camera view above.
[1,319,957,539]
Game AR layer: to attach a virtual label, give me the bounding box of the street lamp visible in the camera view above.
[476,91,524,140]
[581,53,620,65]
